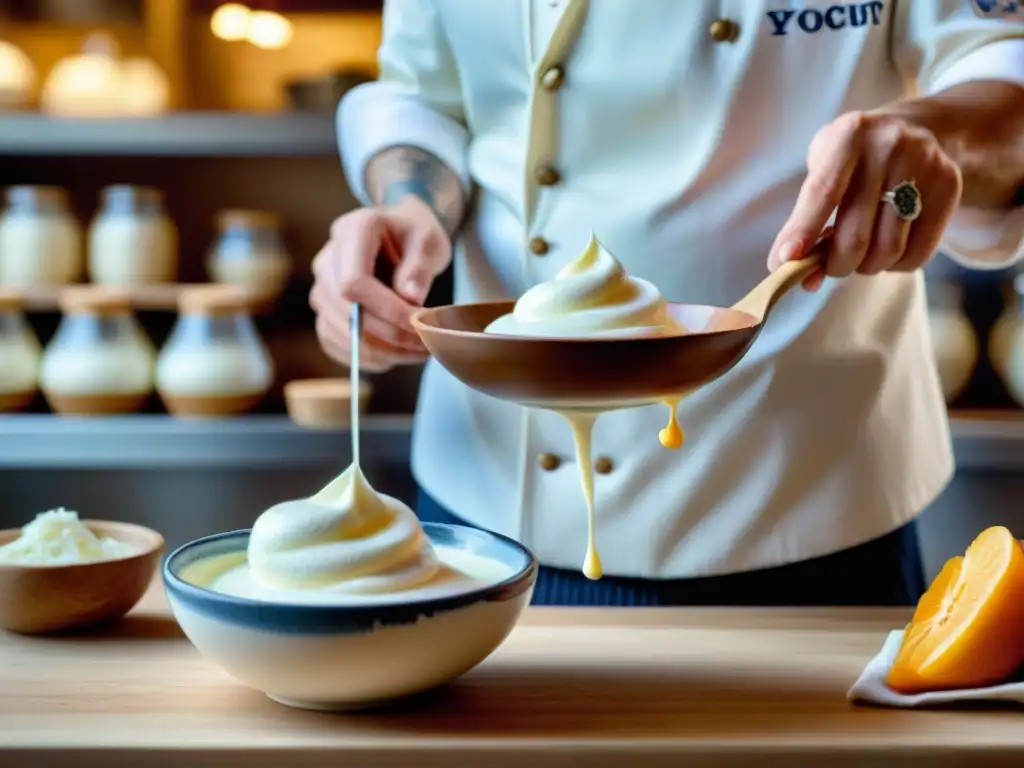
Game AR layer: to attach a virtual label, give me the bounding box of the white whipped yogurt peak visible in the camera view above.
[486,233,686,338]
[248,464,440,595]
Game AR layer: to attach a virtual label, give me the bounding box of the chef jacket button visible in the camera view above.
[594,457,614,475]
[535,165,561,186]
[709,18,739,43]
[538,452,561,471]
[541,65,565,91]
[528,236,550,255]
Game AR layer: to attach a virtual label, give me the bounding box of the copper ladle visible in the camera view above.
[411,252,822,410]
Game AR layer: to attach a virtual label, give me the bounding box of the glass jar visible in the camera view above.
[207,210,291,301]
[989,278,1020,382]
[40,286,155,415]
[156,285,275,418]
[0,41,36,109]
[926,279,978,405]
[0,186,83,286]
[88,185,178,286]
[40,32,121,117]
[0,288,42,412]
[117,57,171,116]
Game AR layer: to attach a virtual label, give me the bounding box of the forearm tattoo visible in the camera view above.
[367,146,467,236]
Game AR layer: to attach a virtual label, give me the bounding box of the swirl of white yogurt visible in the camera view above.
[485,233,686,338]
[248,464,440,595]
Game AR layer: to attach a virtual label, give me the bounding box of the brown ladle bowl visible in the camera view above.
[411,255,820,409]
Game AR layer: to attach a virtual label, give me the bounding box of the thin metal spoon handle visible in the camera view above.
[350,303,361,468]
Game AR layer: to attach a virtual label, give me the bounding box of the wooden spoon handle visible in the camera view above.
[731,249,824,321]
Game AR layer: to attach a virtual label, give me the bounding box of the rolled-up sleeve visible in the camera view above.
[893,1,1024,270]
[337,0,471,206]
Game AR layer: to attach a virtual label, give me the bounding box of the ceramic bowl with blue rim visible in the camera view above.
[163,522,537,711]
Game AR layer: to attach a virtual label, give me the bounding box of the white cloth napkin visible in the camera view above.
[847,629,1024,708]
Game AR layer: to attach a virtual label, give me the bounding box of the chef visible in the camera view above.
[310,1,1024,606]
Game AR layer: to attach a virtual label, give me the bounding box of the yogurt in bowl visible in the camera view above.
[163,466,537,710]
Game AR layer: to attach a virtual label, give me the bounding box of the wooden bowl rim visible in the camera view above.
[0,519,165,571]
[411,300,760,341]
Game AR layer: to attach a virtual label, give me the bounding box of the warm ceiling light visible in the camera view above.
[210,3,251,42]
[246,11,293,50]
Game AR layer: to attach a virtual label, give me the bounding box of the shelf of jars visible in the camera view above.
[929,271,1023,407]
[918,262,1024,468]
[0,281,281,416]
[0,180,376,432]
[0,278,373,431]
[0,184,293,307]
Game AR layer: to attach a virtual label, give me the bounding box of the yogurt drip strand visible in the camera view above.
[350,303,361,467]
[565,412,603,580]
[659,397,684,450]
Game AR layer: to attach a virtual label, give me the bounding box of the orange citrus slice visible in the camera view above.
[887,526,1024,694]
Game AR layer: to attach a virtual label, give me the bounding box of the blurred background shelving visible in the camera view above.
[0,0,1023,584]
[0,0,442,419]
[0,0,1015,425]
[2,0,383,113]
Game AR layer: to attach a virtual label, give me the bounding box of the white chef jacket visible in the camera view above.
[338,0,1024,578]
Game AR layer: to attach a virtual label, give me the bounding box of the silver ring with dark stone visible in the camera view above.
[881,180,923,222]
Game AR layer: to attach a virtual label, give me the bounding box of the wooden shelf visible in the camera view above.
[18,283,278,313]
[0,112,338,157]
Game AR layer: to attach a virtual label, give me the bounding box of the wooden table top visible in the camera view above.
[1,582,1022,767]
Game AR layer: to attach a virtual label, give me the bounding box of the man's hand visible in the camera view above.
[768,110,963,291]
[309,195,452,372]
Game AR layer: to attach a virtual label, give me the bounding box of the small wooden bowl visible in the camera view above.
[411,301,759,409]
[284,378,372,429]
[0,521,164,634]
